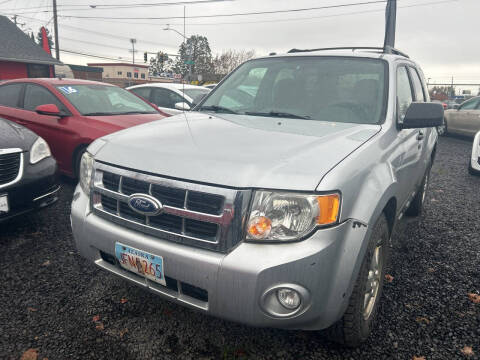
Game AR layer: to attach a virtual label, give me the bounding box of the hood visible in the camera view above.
[84,113,167,129]
[95,112,380,190]
[0,118,37,150]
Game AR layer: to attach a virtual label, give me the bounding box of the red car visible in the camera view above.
[0,78,168,177]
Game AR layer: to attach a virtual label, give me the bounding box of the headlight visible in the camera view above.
[30,137,51,164]
[79,152,94,196]
[246,191,340,242]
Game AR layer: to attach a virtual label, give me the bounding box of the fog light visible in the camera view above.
[277,288,301,310]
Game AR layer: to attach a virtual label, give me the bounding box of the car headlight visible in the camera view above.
[30,137,51,164]
[246,191,340,242]
[79,152,94,196]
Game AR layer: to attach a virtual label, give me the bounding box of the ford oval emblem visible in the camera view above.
[128,194,163,216]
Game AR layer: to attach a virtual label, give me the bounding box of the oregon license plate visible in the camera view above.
[0,195,9,214]
[115,243,166,286]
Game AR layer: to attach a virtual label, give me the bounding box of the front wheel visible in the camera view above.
[468,162,480,176]
[327,214,390,347]
[437,119,447,136]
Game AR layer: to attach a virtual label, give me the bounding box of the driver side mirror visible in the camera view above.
[35,104,61,116]
[401,102,444,129]
[174,102,191,111]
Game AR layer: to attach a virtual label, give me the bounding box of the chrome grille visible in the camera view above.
[91,162,251,253]
[0,149,23,188]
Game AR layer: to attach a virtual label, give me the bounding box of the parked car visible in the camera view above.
[444,99,459,110]
[441,96,480,137]
[0,117,59,222]
[71,49,442,347]
[0,78,167,177]
[127,83,210,115]
[432,99,447,110]
[469,131,480,175]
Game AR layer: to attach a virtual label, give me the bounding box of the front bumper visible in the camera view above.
[0,156,59,222]
[71,186,370,330]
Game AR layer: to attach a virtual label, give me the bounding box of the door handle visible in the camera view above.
[417,131,424,141]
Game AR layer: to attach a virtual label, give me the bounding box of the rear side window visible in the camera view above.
[408,67,426,102]
[151,88,184,108]
[396,67,414,121]
[130,87,152,101]
[24,84,64,111]
[0,84,23,107]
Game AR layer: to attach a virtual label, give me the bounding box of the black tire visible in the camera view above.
[73,146,87,179]
[327,214,390,347]
[468,162,480,176]
[437,119,447,136]
[405,165,431,217]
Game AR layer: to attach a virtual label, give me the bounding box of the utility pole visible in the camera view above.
[53,0,60,60]
[451,76,454,98]
[130,38,137,64]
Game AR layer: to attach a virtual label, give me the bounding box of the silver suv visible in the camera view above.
[71,48,443,346]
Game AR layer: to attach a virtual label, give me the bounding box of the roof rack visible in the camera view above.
[287,46,409,58]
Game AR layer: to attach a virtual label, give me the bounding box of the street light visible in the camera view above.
[163,24,192,83]
[163,24,187,40]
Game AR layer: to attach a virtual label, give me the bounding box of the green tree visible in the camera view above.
[149,52,174,76]
[36,27,54,50]
[212,49,256,75]
[174,35,213,78]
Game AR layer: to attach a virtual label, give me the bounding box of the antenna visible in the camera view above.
[383,0,397,54]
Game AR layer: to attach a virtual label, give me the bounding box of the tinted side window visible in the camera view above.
[0,84,23,107]
[23,84,64,112]
[409,67,426,102]
[130,87,151,100]
[396,67,414,121]
[460,98,479,110]
[151,88,184,108]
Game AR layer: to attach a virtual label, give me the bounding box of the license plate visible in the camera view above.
[115,243,166,286]
[0,195,8,214]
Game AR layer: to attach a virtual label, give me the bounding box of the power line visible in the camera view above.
[56,48,128,62]
[26,0,455,27]
[59,23,176,48]
[56,1,390,20]
[16,0,461,59]
[0,0,232,13]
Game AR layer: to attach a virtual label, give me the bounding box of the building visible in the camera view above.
[0,15,62,80]
[55,64,103,81]
[88,63,149,79]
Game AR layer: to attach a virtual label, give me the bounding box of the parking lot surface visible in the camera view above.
[1,136,479,360]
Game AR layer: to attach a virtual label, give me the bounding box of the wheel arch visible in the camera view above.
[72,143,90,178]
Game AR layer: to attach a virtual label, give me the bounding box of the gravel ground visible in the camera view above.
[1,136,479,360]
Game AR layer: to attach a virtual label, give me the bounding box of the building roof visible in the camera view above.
[87,62,150,69]
[0,15,62,66]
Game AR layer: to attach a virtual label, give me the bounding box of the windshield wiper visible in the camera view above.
[116,111,156,115]
[83,112,113,116]
[245,111,311,120]
[198,105,238,114]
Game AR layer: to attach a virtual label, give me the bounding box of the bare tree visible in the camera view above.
[212,49,256,76]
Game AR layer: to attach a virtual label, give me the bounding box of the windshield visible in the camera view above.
[199,57,387,124]
[56,84,157,116]
[181,88,210,105]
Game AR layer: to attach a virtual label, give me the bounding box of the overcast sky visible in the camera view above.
[2,0,479,91]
